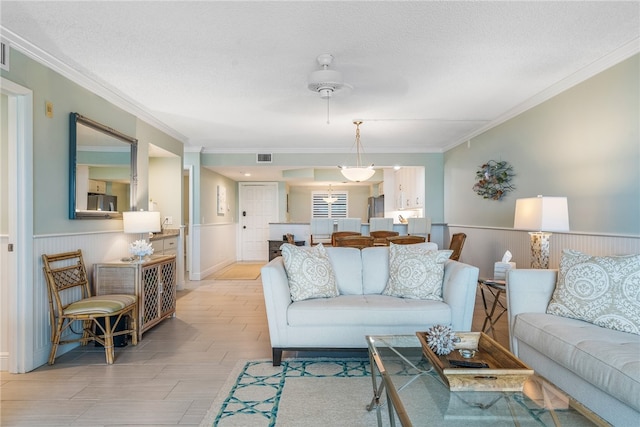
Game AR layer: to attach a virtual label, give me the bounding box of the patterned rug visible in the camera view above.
[199,359,378,426]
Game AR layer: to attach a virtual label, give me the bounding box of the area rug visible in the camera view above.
[200,359,596,426]
[199,359,381,427]
[210,263,264,280]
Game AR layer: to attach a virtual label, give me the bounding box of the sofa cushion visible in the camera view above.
[547,249,640,335]
[513,312,640,412]
[325,247,364,295]
[287,294,451,327]
[281,243,339,301]
[383,245,452,300]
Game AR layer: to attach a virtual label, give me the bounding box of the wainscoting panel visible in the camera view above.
[190,223,237,280]
[28,232,136,370]
[1,235,8,371]
[447,225,640,278]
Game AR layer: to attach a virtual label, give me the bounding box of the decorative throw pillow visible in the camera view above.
[383,244,453,300]
[547,249,640,335]
[281,243,339,302]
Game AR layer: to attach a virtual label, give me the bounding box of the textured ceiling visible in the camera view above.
[1,1,639,181]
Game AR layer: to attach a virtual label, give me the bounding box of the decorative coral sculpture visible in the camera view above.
[426,325,459,356]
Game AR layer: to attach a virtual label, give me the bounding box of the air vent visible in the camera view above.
[257,153,272,163]
[0,40,9,71]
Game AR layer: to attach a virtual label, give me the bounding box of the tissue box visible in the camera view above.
[494,262,516,280]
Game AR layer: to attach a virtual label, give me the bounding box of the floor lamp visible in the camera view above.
[514,196,569,269]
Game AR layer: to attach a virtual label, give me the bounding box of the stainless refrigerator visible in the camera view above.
[367,195,384,222]
[87,194,117,211]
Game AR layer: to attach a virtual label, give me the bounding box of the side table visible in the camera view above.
[477,278,507,339]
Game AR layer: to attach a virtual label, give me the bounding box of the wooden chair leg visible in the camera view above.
[48,319,64,365]
[103,316,115,365]
[130,307,138,346]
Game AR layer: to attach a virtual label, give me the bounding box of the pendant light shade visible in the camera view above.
[322,184,338,204]
[339,121,375,182]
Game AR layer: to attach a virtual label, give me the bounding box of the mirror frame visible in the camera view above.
[69,112,138,219]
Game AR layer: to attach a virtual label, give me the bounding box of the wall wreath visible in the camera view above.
[472,160,515,200]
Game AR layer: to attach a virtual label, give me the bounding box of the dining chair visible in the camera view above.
[336,218,362,232]
[369,217,394,232]
[310,218,334,245]
[386,235,426,245]
[42,250,138,365]
[370,230,399,246]
[407,217,431,242]
[334,235,374,249]
[449,233,467,261]
[331,231,362,246]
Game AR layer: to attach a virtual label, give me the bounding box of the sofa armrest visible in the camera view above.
[261,257,293,346]
[442,260,479,331]
[506,269,558,354]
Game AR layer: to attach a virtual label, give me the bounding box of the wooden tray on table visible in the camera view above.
[417,331,533,392]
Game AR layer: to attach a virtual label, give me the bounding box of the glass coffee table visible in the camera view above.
[365,335,608,427]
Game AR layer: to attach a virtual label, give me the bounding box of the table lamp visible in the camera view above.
[514,196,569,269]
[123,211,161,261]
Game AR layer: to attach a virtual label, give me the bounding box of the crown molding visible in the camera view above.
[443,38,640,153]
[0,26,188,144]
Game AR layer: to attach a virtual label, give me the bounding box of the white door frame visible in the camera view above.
[2,77,34,373]
[184,165,194,280]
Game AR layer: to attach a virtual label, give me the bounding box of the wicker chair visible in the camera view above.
[334,235,374,249]
[42,250,138,365]
[331,231,361,246]
[369,230,399,246]
[386,235,426,245]
[449,233,467,261]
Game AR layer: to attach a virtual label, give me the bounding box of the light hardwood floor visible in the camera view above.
[1,273,508,426]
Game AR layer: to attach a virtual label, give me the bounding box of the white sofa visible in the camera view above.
[261,244,479,366]
[507,269,640,426]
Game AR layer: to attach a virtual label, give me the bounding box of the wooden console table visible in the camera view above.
[93,255,177,340]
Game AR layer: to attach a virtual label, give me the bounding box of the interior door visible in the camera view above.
[239,183,278,261]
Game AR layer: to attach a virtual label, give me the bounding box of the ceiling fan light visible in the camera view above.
[340,166,375,182]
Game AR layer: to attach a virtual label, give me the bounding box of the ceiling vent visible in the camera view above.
[0,40,9,71]
[256,153,272,163]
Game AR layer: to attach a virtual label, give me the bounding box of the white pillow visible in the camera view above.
[383,244,453,300]
[281,243,339,302]
[547,249,640,335]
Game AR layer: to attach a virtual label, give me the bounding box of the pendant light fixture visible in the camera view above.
[339,120,375,182]
[322,184,338,204]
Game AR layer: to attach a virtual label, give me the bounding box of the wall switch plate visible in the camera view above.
[164,216,173,225]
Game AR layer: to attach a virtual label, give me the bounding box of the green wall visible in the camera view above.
[1,49,183,234]
[444,55,639,235]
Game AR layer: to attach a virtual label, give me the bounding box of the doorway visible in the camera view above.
[1,77,34,373]
[239,182,278,261]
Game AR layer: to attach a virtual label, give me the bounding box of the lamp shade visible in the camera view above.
[514,196,570,232]
[123,211,161,234]
[340,166,375,182]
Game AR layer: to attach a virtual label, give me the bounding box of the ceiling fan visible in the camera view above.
[308,54,350,124]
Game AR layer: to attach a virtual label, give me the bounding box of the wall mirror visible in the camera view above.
[69,112,137,219]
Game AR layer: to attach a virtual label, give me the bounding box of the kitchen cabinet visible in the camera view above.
[394,167,425,210]
[88,179,107,194]
[151,234,178,256]
[93,255,176,340]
